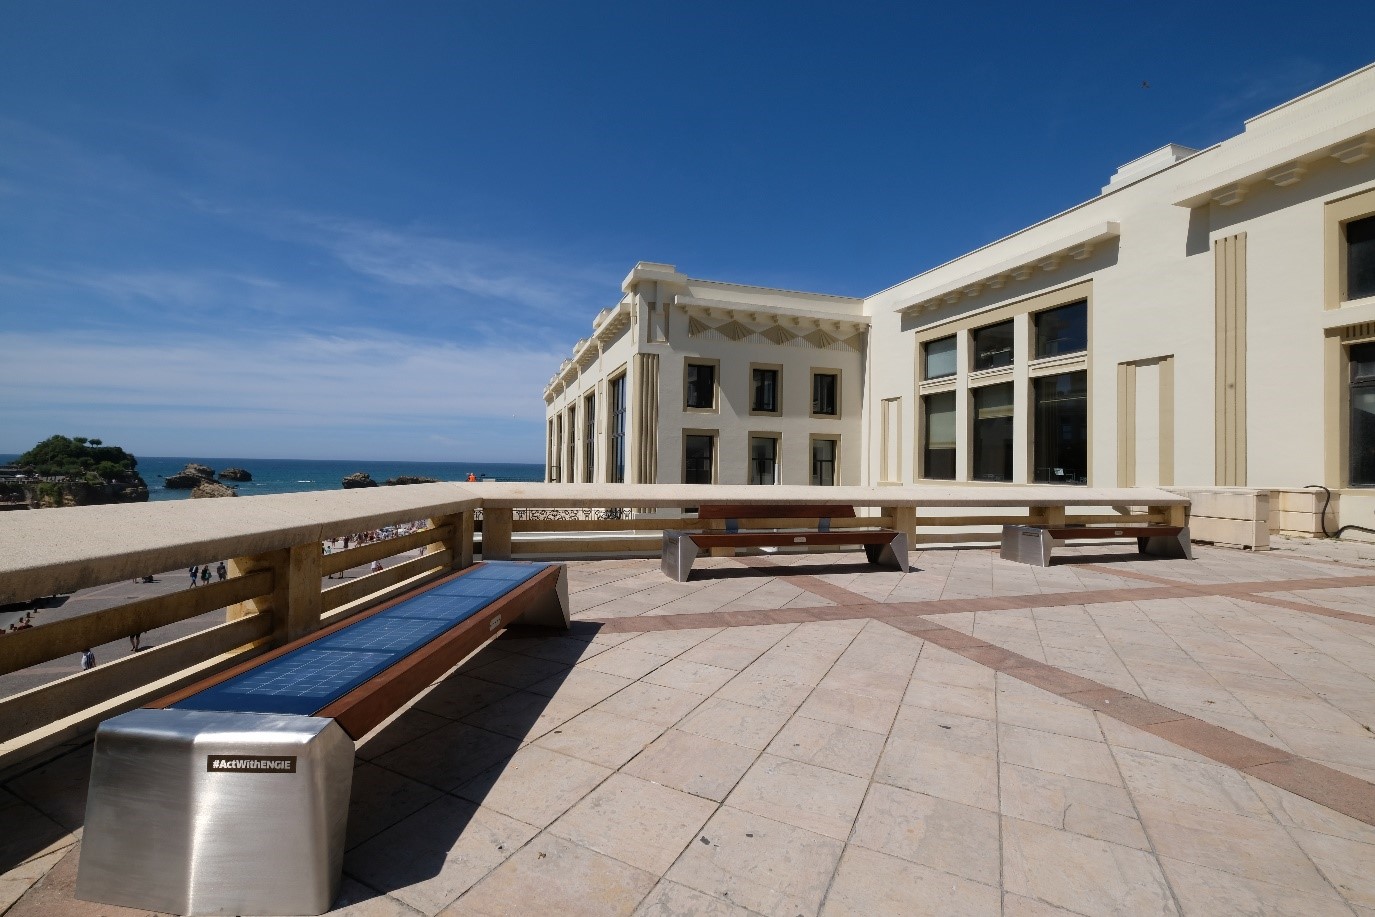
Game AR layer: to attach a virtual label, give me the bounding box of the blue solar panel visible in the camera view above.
[172,562,550,717]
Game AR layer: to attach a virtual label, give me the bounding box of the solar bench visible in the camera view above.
[662,503,909,582]
[1000,523,1192,567]
[76,560,568,917]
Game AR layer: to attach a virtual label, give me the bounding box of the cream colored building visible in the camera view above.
[545,62,1375,535]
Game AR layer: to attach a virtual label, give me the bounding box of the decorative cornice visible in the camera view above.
[896,222,1120,316]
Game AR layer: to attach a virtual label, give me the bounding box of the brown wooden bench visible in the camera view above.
[662,503,909,582]
[1000,524,1192,567]
[78,561,570,916]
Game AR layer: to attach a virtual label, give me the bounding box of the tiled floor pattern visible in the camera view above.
[3,542,1375,915]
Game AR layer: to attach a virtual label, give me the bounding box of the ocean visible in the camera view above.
[0,455,544,502]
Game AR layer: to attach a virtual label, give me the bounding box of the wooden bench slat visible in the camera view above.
[1045,526,1184,539]
[688,531,900,548]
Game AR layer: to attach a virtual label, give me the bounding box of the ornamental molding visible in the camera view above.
[676,299,867,352]
[896,222,1120,316]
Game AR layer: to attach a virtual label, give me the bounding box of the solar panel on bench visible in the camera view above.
[171,562,549,717]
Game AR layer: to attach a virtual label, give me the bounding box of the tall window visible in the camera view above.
[972,320,1014,371]
[685,362,715,409]
[923,391,956,480]
[972,383,1014,481]
[565,406,577,484]
[924,336,957,380]
[608,375,626,483]
[547,418,555,482]
[684,434,714,484]
[1350,215,1375,301]
[750,436,778,485]
[583,394,595,482]
[1034,301,1088,359]
[812,372,838,416]
[1352,343,1375,486]
[811,438,837,486]
[1033,371,1087,484]
[553,414,563,482]
[752,368,779,413]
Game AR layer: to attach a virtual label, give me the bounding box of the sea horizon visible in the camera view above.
[0,454,544,501]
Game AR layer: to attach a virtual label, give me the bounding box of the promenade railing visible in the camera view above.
[0,482,1190,769]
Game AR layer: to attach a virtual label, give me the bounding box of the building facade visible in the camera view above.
[545,62,1375,534]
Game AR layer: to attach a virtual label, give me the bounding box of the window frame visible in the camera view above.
[682,429,718,485]
[809,434,840,486]
[970,381,1015,483]
[749,363,783,416]
[1032,300,1088,361]
[683,358,720,413]
[607,370,628,483]
[970,320,1015,372]
[583,391,596,483]
[922,335,958,381]
[921,390,957,482]
[1350,341,1375,487]
[748,432,781,485]
[810,369,841,418]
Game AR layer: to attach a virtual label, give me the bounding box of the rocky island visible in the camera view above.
[342,472,378,488]
[0,435,149,508]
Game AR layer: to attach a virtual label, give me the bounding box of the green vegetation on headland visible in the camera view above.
[2,435,149,508]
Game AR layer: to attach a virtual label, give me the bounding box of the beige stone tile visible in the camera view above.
[373,722,520,792]
[642,659,739,696]
[455,745,612,828]
[874,736,999,812]
[764,715,885,778]
[999,762,1148,850]
[326,878,429,916]
[595,682,707,727]
[442,832,655,917]
[346,760,447,850]
[1133,795,1336,897]
[526,667,633,706]
[816,665,909,703]
[583,647,676,680]
[0,789,76,874]
[999,723,1123,787]
[676,641,766,671]
[1245,775,1375,845]
[700,622,797,651]
[850,782,1000,885]
[621,729,759,802]
[821,845,1000,916]
[724,754,867,841]
[414,674,522,721]
[713,670,813,713]
[631,879,757,916]
[1001,893,1087,916]
[535,709,669,769]
[549,773,717,875]
[891,703,998,757]
[797,687,899,734]
[463,653,572,690]
[1001,816,1178,916]
[620,628,721,657]
[902,679,996,719]
[1112,746,1270,818]
[746,649,844,686]
[996,683,1105,740]
[678,698,791,750]
[345,795,538,915]
[458,690,587,742]
[665,806,844,917]
[1094,715,1213,765]
[1157,854,1354,917]
[1290,826,1375,909]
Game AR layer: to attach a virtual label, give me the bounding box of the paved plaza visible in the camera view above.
[4,539,1375,915]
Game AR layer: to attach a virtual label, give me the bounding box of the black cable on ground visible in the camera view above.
[1304,484,1375,539]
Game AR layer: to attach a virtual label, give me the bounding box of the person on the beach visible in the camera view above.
[200,565,211,586]
[189,565,199,588]
[466,472,477,482]
[216,561,227,582]
[129,632,142,651]
[371,560,384,573]
[80,648,96,670]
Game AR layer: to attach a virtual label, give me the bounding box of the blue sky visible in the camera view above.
[2,3,1373,462]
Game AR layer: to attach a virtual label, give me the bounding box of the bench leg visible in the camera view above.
[514,564,571,628]
[661,531,701,583]
[1000,525,1054,566]
[1143,526,1193,560]
[865,534,910,573]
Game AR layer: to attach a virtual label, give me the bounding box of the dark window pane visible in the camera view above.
[924,336,957,379]
[811,439,837,486]
[1349,215,1375,301]
[923,391,956,480]
[686,364,715,409]
[583,395,595,482]
[1034,301,1088,359]
[972,383,1014,481]
[566,407,577,482]
[752,368,778,412]
[750,437,777,485]
[1033,371,1087,484]
[609,377,626,483]
[685,434,714,484]
[1353,343,1375,486]
[812,373,838,415]
[972,321,1014,371]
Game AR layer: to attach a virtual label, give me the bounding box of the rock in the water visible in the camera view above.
[191,480,237,498]
[342,472,378,489]
[165,463,217,489]
[218,467,252,482]
[383,476,439,486]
